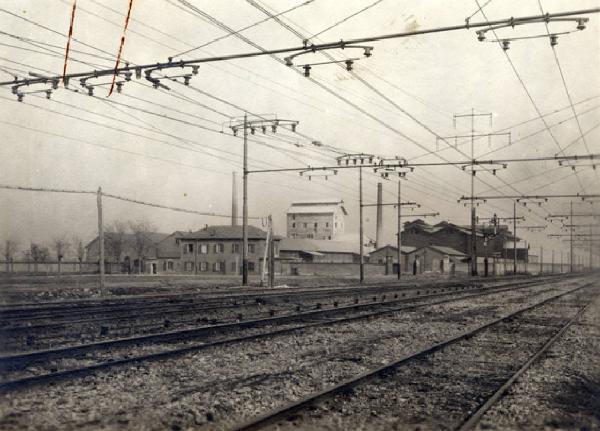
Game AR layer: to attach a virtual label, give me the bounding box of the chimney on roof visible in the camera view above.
[232,171,238,226]
[376,182,383,249]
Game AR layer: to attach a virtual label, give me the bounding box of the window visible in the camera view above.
[184,261,193,271]
[292,222,296,228]
[307,233,314,239]
[292,214,296,220]
[314,222,318,228]
[335,223,338,228]
[213,262,224,272]
[213,243,224,253]
[248,244,256,254]
[326,222,329,227]
[248,261,255,272]
[232,243,240,253]
[231,261,238,273]
[183,243,194,254]
[303,223,308,228]
[199,262,208,272]
[200,244,208,254]
[162,261,167,271]
[167,261,174,271]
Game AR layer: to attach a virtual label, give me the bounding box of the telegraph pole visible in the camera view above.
[570,201,574,272]
[397,179,402,280]
[514,200,517,275]
[97,187,105,295]
[243,114,249,285]
[359,166,364,283]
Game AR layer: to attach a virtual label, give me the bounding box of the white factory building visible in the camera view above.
[286,199,347,240]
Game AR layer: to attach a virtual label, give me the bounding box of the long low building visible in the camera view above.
[279,238,365,263]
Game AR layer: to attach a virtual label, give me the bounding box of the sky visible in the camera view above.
[0,0,598,260]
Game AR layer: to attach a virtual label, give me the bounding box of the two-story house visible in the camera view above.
[175,225,278,275]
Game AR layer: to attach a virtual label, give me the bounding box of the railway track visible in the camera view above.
[0,275,578,393]
[229,279,598,431]
[0,275,562,352]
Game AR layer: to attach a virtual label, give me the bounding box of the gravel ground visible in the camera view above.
[474,289,600,431]
[263,286,597,431]
[0,277,590,431]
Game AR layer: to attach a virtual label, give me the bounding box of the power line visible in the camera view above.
[0,184,261,219]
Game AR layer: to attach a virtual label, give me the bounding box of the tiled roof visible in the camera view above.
[176,225,271,240]
[370,245,416,254]
[279,238,361,254]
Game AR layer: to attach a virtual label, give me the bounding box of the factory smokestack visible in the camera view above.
[232,171,238,226]
[376,182,383,249]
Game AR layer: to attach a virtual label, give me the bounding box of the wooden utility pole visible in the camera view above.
[269,215,275,288]
[97,187,105,295]
[359,166,364,284]
[397,179,402,280]
[242,113,249,285]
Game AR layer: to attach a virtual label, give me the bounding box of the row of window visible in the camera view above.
[291,222,336,228]
[183,261,256,273]
[182,243,256,255]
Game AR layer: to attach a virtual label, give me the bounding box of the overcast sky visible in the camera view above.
[0,0,598,258]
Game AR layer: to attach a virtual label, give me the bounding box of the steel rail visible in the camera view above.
[0,8,597,87]
[0,277,569,392]
[457,296,596,430]
[230,280,597,431]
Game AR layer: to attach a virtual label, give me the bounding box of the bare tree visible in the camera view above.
[72,235,86,274]
[129,219,156,274]
[3,238,19,272]
[52,235,71,274]
[30,243,50,272]
[106,221,128,264]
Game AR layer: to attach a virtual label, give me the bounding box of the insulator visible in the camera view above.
[261,126,266,134]
[183,76,191,85]
[79,78,87,88]
[152,81,159,89]
[337,159,342,166]
[353,159,357,165]
[477,31,486,42]
[124,72,132,81]
[116,82,123,93]
[291,123,297,132]
[11,86,17,95]
[87,86,94,96]
[577,19,586,30]
[364,47,373,57]
[64,77,70,87]
[191,65,199,75]
[51,80,59,90]
[345,159,349,166]
[284,57,293,67]
[303,65,311,77]
[550,35,558,47]
[135,67,142,79]
[360,158,364,164]
[250,128,255,135]
[271,124,277,133]
[333,170,338,175]
[345,60,353,71]
[17,93,24,102]
[502,40,510,51]
[232,128,238,137]
[45,90,51,99]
